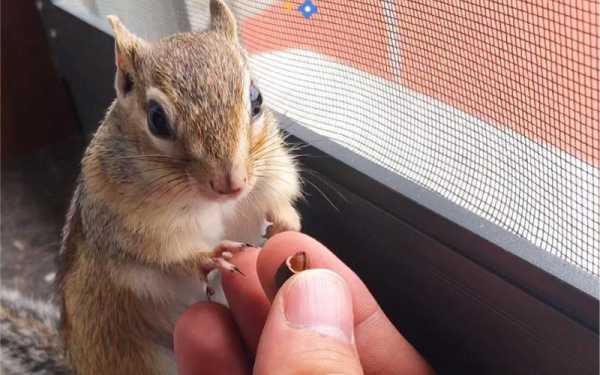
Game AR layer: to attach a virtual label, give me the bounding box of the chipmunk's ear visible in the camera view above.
[210,0,238,42]
[107,15,147,98]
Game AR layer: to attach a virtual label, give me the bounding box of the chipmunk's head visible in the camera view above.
[107,0,275,202]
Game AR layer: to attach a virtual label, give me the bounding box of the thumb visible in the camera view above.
[254,269,363,375]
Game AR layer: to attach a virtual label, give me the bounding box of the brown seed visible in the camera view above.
[275,251,310,291]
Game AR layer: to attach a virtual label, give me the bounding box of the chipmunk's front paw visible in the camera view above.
[202,240,252,277]
[264,206,301,239]
[212,240,254,258]
[210,256,245,276]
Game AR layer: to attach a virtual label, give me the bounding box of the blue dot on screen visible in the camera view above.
[298,0,318,19]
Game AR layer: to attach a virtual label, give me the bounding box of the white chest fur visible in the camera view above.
[119,196,266,308]
[168,200,227,252]
[114,264,207,308]
[159,198,265,253]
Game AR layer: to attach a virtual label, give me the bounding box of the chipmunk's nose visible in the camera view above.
[210,164,247,196]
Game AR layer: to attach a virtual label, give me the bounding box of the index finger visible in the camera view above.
[257,231,435,375]
[221,249,271,355]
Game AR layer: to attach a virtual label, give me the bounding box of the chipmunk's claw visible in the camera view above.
[212,257,246,277]
[262,225,273,239]
[205,285,215,301]
[261,217,274,239]
[205,240,250,277]
[263,206,301,239]
[212,240,250,257]
[233,266,246,277]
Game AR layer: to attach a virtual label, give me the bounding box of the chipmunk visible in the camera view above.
[54,0,301,373]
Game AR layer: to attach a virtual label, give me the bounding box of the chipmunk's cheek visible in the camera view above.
[244,173,256,193]
[251,116,266,136]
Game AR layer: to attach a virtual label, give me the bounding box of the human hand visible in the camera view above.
[174,232,434,374]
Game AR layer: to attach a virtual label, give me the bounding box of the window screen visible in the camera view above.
[57,0,599,277]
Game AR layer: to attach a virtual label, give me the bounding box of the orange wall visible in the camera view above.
[241,0,599,166]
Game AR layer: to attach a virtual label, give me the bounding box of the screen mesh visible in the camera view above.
[63,0,599,277]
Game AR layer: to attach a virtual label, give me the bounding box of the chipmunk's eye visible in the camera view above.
[147,100,173,139]
[249,82,263,119]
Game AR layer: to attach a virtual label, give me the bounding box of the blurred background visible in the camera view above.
[2,1,83,299]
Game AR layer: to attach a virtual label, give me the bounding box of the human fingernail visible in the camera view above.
[283,269,353,343]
